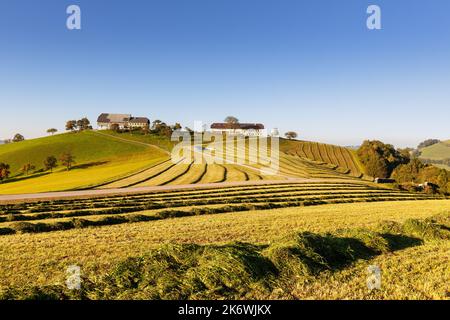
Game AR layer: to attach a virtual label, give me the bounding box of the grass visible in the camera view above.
[0,132,368,193]
[0,182,441,234]
[279,138,363,177]
[0,131,168,194]
[102,130,176,152]
[419,140,450,160]
[0,199,449,291]
[1,209,448,299]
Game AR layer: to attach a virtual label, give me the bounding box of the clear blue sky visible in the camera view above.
[1,0,449,147]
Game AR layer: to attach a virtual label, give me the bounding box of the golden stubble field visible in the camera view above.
[0,199,449,299]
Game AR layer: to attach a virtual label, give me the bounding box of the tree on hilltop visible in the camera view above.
[66,120,77,132]
[77,118,92,131]
[224,116,240,130]
[284,131,298,140]
[224,116,239,124]
[47,128,58,135]
[12,133,25,142]
[418,139,440,150]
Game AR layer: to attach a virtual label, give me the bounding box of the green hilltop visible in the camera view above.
[420,140,450,160]
[419,140,450,170]
[0,131,168,193]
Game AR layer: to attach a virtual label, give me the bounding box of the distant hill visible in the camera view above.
[419,140,450,169]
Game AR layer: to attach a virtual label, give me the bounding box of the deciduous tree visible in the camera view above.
[47,128,58,135]
[284,131,298,140]
[66,120,77,132]
[0,163,10,182]
[12,133,25,142]
[21,163,36,175]
[44,156,58,172]
[60,152,76,171]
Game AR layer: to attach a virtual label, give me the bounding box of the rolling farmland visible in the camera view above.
[280,139,364,177]
[0,181,443,236]
[0,132,368,194]
[95,136,366,189]
[0,192,448,299]
[0,133,448,300]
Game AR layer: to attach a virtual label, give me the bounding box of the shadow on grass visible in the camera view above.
[0,172,50,184]
[1,215,447,300]
[71,161,109,170]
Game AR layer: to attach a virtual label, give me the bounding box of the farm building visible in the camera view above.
[210,123,265,137]
[373,178,396,184]
[97,113,150,130]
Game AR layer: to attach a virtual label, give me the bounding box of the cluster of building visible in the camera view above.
[96,113,150,130]
[97,113,274,137]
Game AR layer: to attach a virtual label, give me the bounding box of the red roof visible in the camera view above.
[210,123,264,130]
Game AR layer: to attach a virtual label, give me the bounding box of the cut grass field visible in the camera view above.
[280,139,364,177]
[0,132,368,193]
[95,137,364,189]
[0,133,448,299]
[0,200,448,299]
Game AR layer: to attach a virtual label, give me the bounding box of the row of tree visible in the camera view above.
[0,152,76,183]
[66,118,92,132]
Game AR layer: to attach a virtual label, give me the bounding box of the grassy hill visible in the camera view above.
[0,133,448,299]
[0,131,168,193]
[0,133,370,194]
[420,140,450,159]
[419,140,450,170]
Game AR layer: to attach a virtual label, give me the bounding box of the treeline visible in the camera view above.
[0,152,76,183]
[417,139,440,150]
[357,140,450,194]
[421,158,450,167]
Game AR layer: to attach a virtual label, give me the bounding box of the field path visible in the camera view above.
[92,131,171,155]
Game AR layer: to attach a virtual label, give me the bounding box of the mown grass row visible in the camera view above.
[282,140,362,177]
[0,182,376,211]
[0,191,437,223]
[0,183,437,216]
[2,213,448,300]
[96,139,362,189]
[0,192,444,235]
[0,187,436,217]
